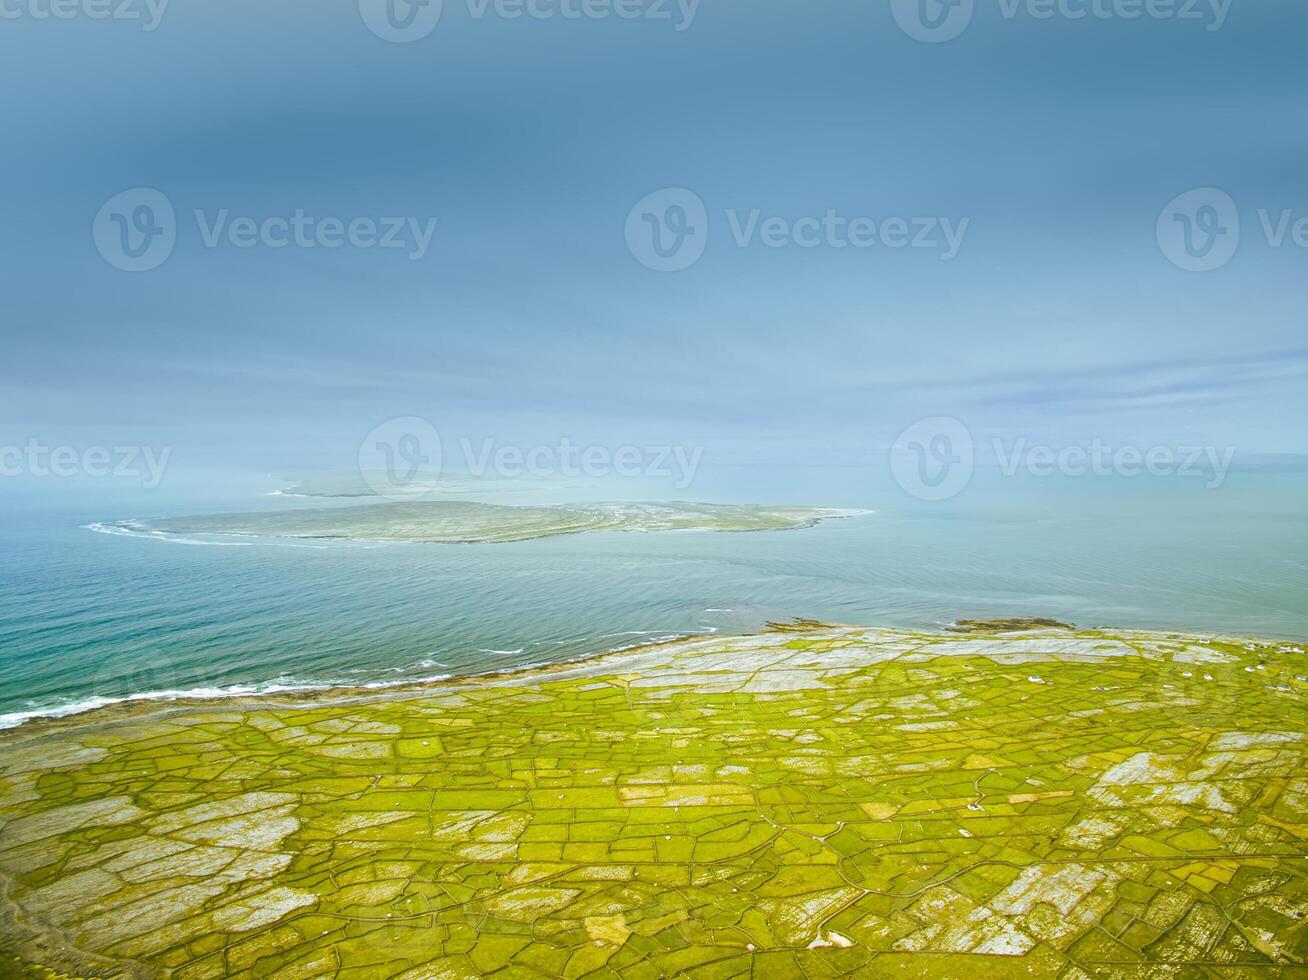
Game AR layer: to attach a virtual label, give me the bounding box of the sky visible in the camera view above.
[2,0,1306,501]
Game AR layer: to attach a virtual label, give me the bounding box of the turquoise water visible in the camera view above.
[1,473,1305,728]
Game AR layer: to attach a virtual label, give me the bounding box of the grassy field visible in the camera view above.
[127,501,864,544]
[0,623,1304,978]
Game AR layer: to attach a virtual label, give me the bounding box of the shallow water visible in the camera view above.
[1,472,1305,728]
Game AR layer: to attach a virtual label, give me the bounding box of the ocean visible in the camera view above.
[2,471,1305,729]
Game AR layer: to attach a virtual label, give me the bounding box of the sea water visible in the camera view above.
[1,470,1305,728]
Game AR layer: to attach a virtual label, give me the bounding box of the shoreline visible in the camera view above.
[3,618,1302,745]
[0,624,754,742]
[83,506,873,548]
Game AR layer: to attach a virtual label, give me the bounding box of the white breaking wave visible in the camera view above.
[601,627,718,640]
[0,620,734,731]
[83,522,329,549]
[83,521,255,547]
[358,672,453,690]
[0,671,454,731]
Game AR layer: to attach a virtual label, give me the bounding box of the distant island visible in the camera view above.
[107,501,868,544]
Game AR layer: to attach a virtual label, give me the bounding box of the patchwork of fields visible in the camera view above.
[1,623,1304,978]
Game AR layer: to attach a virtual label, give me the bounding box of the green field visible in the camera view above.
[1,623,1304,978]
[129,501,864,545]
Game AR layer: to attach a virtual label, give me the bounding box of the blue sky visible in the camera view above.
[2,0,1306,492]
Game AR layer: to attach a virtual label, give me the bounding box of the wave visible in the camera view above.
[377,656,449,674]
[83,521,256,547]
[0,668,455,731]
[83,522,331,550]
[0,623,733,731]
[600,627,718,640]
[357,672,453,690]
